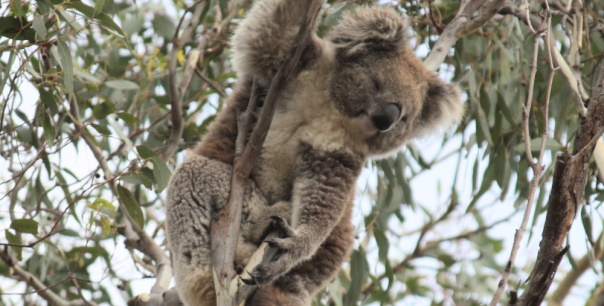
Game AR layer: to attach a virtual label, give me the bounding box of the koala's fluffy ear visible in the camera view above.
[412,78,465,137]
[328,7,406,58]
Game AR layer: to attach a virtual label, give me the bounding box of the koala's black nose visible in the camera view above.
[371,104,401,131]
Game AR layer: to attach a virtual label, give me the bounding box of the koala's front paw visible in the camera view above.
[242,216,308,285]
[267,215,294,238]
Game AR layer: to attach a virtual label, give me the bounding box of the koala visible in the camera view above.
[165,1,464,305]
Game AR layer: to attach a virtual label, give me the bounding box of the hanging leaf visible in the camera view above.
[5,230,23,260]
[117,184,144,228]
[105,80,139,91]
[32,15,47,41]
[100,215,115,238]
[55,41,74,95]
[136,145,157,159]
[88,198,117,212]
[151,156,172,193]
[64,1,127,38]
[343,248,369,306]
[116,112,139,125]
[38,87,58,115]
[120,173,154,190]
[93,100,116,120]
[38,105,56,145]
[10,219,39,235]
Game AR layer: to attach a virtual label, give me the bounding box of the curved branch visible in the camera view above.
[423,0,506,71]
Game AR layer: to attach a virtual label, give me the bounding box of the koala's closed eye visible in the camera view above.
[372,78,381,91]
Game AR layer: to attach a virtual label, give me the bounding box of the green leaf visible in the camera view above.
[120,173,153,190]
[10,219,39,235]
[466,162,495,212]
[5,230,22,261]
[374,228,389,262]
[15,126,33,145]
[94,0,106,17]
[38,87,58,115]
[136,145,157,159]
[90,123,112,135]
[11,0,25,18]
[475,102,493,147]
[64,1,126,38]
[93,100,115,120]
[344,248,369,306]
[116,112,139,125]
[100,215,114,238]
[0,17,35,40]
[581,205,593,244]
[105,80,139,91]
[88,198,117,212]
[32,15,47,41]
[117,184,144,228]
[151,13,176,39]
[38,105,56,144]
[56,41,74,95]
[513,138,562,154]
[151,156,171,193]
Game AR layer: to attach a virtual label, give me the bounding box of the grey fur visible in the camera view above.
[166,1,464,305]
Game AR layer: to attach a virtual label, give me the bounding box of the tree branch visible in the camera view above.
[0,251,92,306]
[158,0,208,161]
[548,231,604,305]
[209,1,324,304]
[158,0,251,160]
[423,0,506,71]
[513,63,604,306]
[66,96,174,304]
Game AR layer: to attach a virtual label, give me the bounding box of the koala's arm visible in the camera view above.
[246,143,362,284]
[231,0,323,85]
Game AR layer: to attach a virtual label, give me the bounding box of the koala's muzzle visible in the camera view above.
[370,104,401,131]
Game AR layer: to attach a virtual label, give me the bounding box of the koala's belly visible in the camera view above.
[252,132,301,203]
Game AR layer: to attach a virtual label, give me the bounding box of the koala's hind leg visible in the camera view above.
[166,155,234,305]
[247,205,355,306]
[167,155,268,306]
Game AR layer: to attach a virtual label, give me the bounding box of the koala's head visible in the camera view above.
[327,7,464,157]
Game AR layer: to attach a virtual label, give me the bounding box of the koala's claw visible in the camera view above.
[243,272,263,285]
[241,271,259,286]
[263,238,279,249]
[269,215,295,237]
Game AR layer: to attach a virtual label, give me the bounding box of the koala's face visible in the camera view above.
[328,7,463,157]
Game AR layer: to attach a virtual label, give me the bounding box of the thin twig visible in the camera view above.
[490,18,551,305]
[361,212,515,295]
[159,0,208,161]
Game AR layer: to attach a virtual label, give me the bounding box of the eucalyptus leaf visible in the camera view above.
[10,219,39,235]
[55,41,74,95]
[105,80,139,91]
[117,184,144,228]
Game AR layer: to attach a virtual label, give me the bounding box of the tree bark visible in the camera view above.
[513,66,604,305]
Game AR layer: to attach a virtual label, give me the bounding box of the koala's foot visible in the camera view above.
[242,216,310,285]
